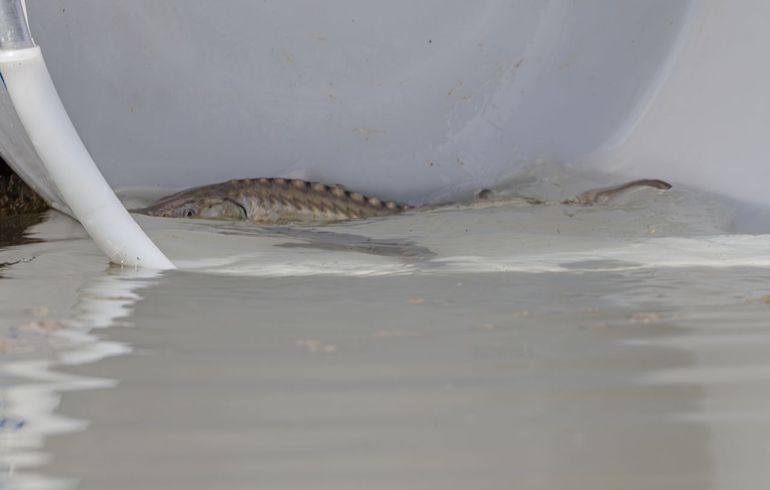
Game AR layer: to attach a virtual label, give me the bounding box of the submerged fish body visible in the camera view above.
[139,178,409,223]
[138,177,672,224]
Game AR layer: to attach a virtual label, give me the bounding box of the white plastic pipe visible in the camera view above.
[0,46,175,269]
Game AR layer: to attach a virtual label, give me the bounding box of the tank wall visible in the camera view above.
[25,1,692,202]
[591,0,770,209]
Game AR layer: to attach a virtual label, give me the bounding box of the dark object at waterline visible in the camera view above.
[0,160,48,218]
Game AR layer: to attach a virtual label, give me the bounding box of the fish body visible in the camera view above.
[138,177,671,224]
[139,178,409,223]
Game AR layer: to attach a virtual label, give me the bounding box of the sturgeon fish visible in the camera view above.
[137,177,671,224]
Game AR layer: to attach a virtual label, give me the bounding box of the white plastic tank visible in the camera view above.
[13,0,696,200]
[3,0,770,263]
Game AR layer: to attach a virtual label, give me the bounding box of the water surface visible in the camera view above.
[2,172,770,489]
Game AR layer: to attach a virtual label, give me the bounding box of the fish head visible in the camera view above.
[142,193,248,220]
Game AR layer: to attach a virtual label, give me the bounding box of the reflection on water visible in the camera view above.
[0,247,160,489]
[43,270,717,490]
[267,227,437,260]
[0,214,44,250]
[1,172,770,488]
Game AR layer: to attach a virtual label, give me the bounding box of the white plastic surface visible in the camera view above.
[23,0,694,204]
[3,1,770,265]
[591,0,770,209]
[0,47,174,269]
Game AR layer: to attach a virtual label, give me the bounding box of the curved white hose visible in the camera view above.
[0,46,175,269]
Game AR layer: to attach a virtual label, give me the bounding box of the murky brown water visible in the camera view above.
[3,174,770,489]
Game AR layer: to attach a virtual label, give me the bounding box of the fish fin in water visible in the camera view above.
[563,179,672,206]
